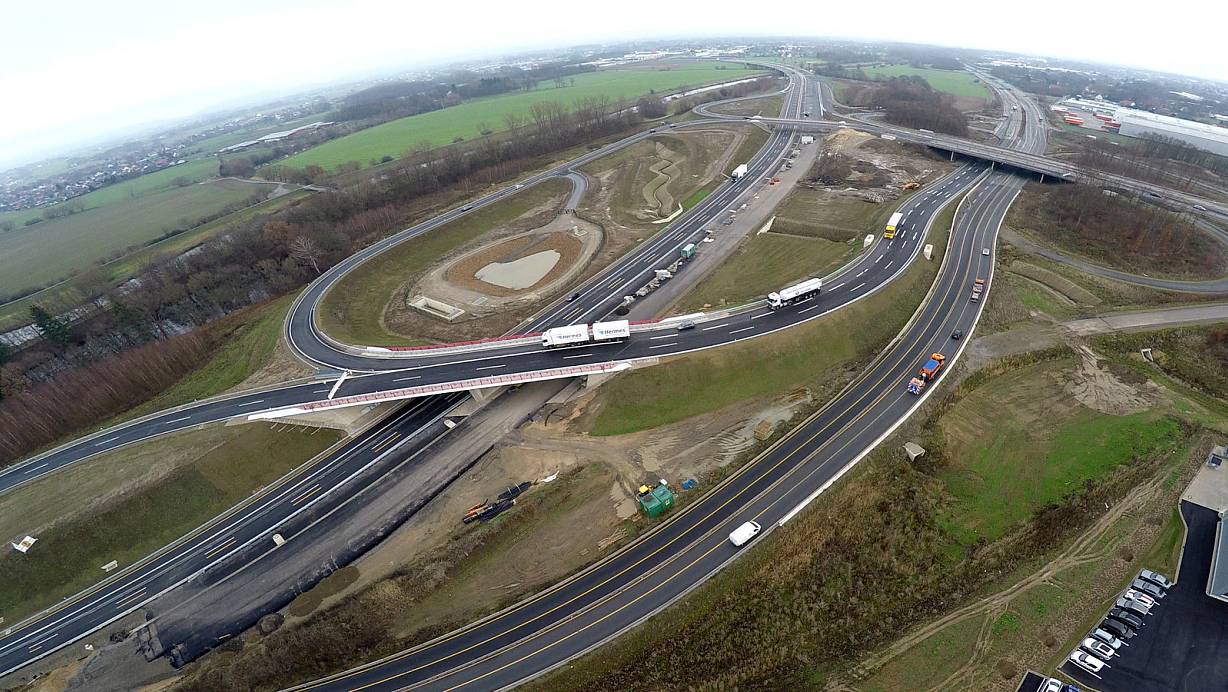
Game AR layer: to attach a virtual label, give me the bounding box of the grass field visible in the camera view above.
[0,189,308,331]
[677,233,856,312]
[317,179,570,346]
[937,358,1182,544]
[0,158,219,229]
[0,177,265,297]
[587,193,960,435]
[277,63,766,172]
[860,65,991,100]
[0,423,341,625]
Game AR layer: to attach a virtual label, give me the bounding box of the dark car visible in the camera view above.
[1100,617,1133,639]
[567,292,581,302]
[1132,578,1165,598]
[1108,608,1143,630]
[951,329,964,340]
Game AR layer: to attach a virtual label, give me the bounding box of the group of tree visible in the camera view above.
[1076,134,1228,190]
[841,76,969,137]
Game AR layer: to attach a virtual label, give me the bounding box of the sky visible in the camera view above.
[2,0,1225,169]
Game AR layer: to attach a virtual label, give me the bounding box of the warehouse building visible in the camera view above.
[1116,111,1228,157]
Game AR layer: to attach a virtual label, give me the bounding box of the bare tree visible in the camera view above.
[288,235,322,274]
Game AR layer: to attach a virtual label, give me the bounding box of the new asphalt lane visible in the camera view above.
[292,139,1031,692]
[0,67,1036,681]
[0,64,810,678]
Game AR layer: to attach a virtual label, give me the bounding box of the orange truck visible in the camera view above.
[919,353,946,381]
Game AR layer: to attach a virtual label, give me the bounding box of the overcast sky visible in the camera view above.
[2,0,1224,169]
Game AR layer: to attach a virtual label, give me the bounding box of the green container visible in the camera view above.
[638,484,676,518]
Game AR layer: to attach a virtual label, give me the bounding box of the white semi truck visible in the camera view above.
[730,163,749,180]
[767,278,822,309]
[541,320,631,348]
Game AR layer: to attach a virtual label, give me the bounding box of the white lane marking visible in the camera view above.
[702,324,729,331]
[851,283,866,292]
[475,364,504,371]
[392,375,421,383]
[23,463,49,474]
[237,399,266,407]
[729,326,755,335]
[94,437,120,447]
[828,283,844,291]
[312,388,332,394]
[649,334,674,340]
[857,269,868,277]
[750,311,773,320]
[649,342,678,349]
[885,260,894,269]
[163,416,190,425]
[562,353,593,359]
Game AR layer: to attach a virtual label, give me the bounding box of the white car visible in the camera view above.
[981,248,990,256]
[1090,628,1123,650]
[1116,596,1151,616]
[1126,589,1157,607]
[729,521,761,547]
[1042,678,1062,692]
[1082,637,1115,659]
[1139,569,1173,589]
[1069,650,1106,673]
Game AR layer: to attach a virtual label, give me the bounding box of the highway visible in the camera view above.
[282,63,1047,692]
[0,63,816,679]
[0,63,1148,686]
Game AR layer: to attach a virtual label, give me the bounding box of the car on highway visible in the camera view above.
[462,205,474,211]
[1194,204,1207,211]
[567,292,581,302]
[981,247,990,256]
[1100,617,1134,639]
[1082,637,1116,660]
[1137,570,1172,590]
[1090,628,1123,650]
[515,183,524,189]
[676,321,696,331]
[1108,607,1143,630]
[1125,589,1157,607]
[1132,578,1165,599]
[1069,650,1106,674]
[729,520,761,547]
[950,329,964,340]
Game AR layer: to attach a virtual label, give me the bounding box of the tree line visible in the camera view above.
[839,76,969,137]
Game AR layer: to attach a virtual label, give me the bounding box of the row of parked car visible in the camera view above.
[1067,569,1174,675]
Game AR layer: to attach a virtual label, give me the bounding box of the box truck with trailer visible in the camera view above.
[541,324,591,348]
[730,163,749,180]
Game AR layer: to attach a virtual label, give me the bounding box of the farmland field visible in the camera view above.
[860,64,991,100]
[277,62,766,172]
[0,178,266,297]
[0,158,219,229]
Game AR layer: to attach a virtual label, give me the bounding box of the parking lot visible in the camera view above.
[1061,501,1228,691]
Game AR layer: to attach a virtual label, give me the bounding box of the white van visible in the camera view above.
[728,521,761,547]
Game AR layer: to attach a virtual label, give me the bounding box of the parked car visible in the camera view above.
[1069,650,1105,674]
[1082,637,1115,659]
[1108,608,1143,630]
[1042,679,1063,692]
[1133,577,1166,598]
[1125,589,1157,607]
[1116,596,1151,617]
[1090,628,1123,649]
[1100,617,1133,639]
[1139,569,1173,589]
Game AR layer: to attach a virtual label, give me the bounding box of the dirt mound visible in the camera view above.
[1065,346,1158,415]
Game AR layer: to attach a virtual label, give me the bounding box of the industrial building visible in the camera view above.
[1056,98,1228,156]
